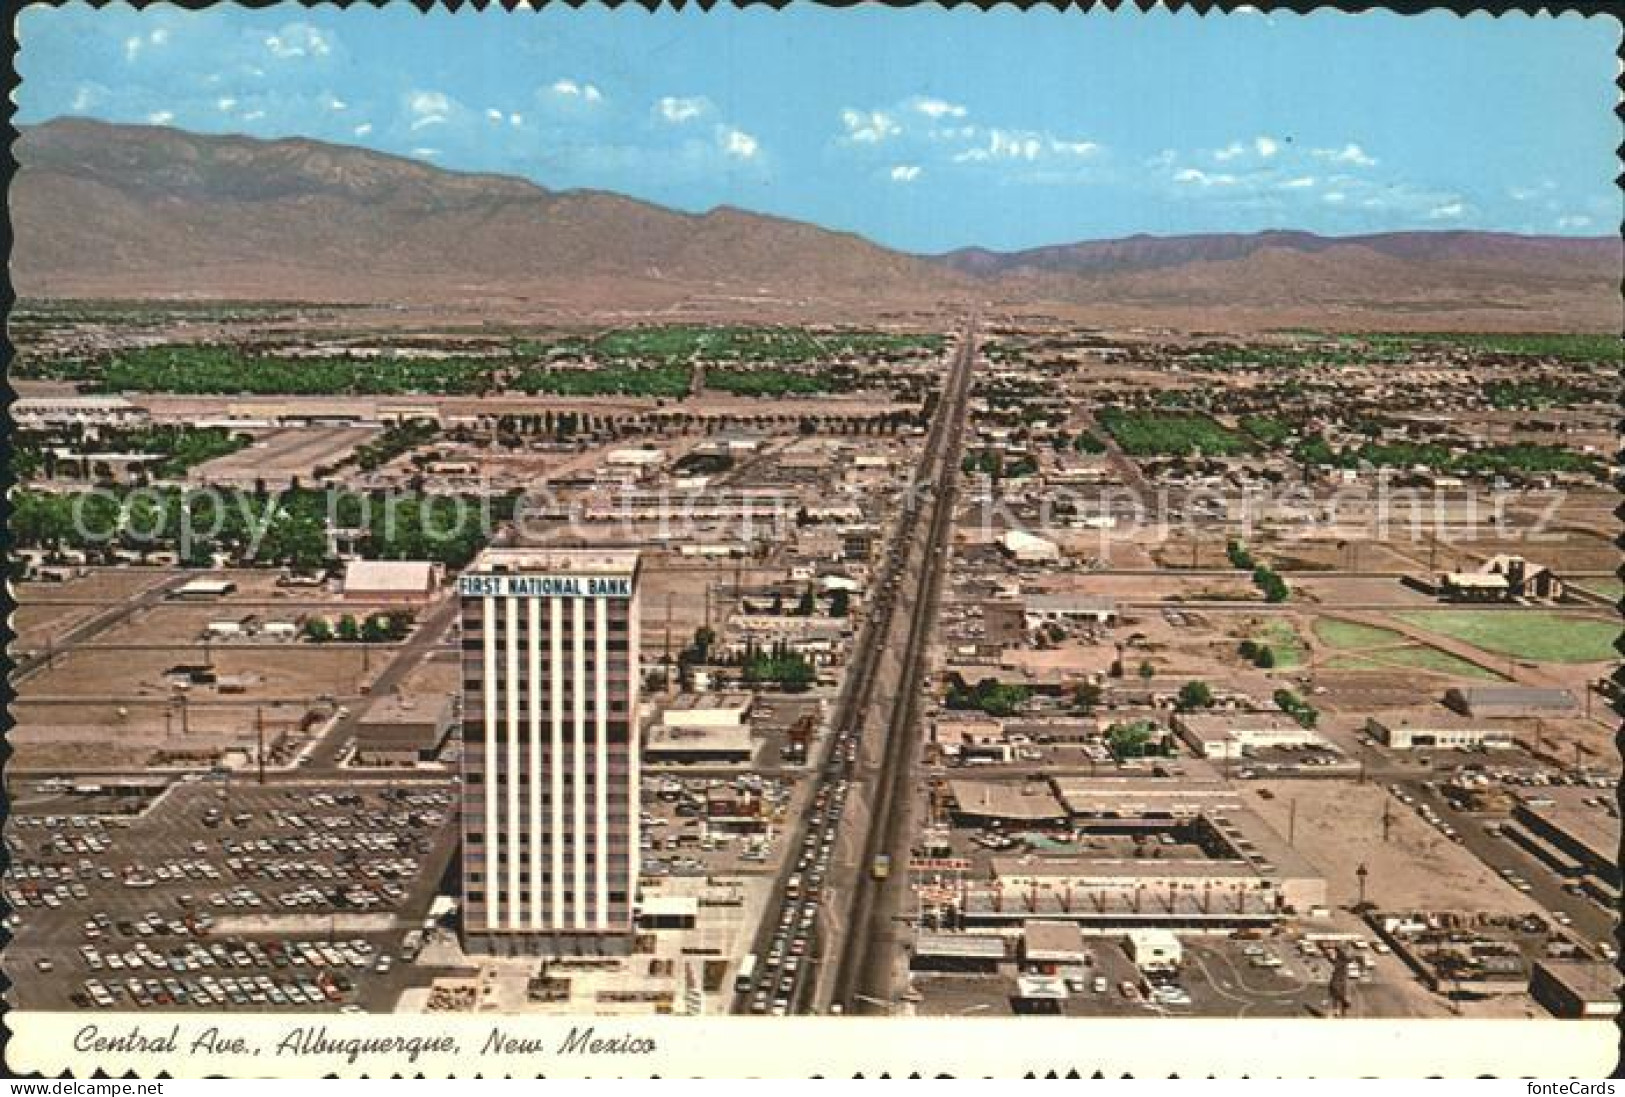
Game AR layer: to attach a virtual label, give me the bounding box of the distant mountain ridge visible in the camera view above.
[11,118,1620,328]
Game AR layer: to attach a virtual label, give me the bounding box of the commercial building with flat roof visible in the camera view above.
[1172,713,1327,760]
[1366,711,1516,751]
[459,548,641,954]
[1444,686,1578,719]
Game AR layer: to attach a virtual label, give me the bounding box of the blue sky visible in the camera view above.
[17,3,1621,253]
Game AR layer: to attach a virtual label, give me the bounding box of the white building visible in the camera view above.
[458,548,642,954]
[999,529,1062,564]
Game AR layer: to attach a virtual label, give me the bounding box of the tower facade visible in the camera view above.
[458,548,641,954]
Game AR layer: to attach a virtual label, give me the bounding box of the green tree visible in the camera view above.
[1176,680,1215,712]
[303,618,333,643]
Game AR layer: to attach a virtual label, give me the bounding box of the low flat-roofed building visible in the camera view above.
[1022,920,1087,966]
[999,529,1061,564]
[1444,685,1578,719]
[1512,789,1621,887]
[15,395,145,428]
[659,692,753,730]
[1437,571,1510,602]
[636,895,699,930]
[343,559,441,603]
[1049,776,1239,821]
[1366,711,1517,751]
[644,723,754,766]
[1012,974,1068,1013]
[173,578,237,600]
[1172,713,1326,759]
[1125,928,1182,971]
[1023,594,1118,627]
[946,779,1068,827]
[911,932,1006,973]
[1530,961,1621,1018]
[354,692,457,766]
[932,716,1015,765]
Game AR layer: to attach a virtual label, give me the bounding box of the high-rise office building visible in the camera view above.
[457,548,641,954]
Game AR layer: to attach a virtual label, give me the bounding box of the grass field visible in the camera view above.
[1573,578,1623,602]
[1395,611,1619,665]
[1324,648,1504,680]
[1312,618,1406,650]
[1251,620,1308,668]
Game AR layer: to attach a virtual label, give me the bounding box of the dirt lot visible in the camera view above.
[1249,780,1541,914]
[20,646,381,701]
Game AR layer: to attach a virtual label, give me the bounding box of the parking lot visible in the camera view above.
[3,778,459,1011]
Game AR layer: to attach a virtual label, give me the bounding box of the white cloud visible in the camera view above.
[216,97,237,113]
[1322,191,1347,204]
[1313,143,1377,168]
[1049,138,1100,157]
[125,28,170,63]
[407,90,451,130]
[657,96,711,124]
[264,23,332,60]
[911,97,966,120]
[841,108,901,144]
[1145,149,1178,169]
[1426,201,1466,220]
[242,110,265,122]
[719,127,760,160]
[1213,142,1246,162]
[1174,167,1237,187]
[1556,214,1593,230]
[1254,136,1280,158]
[353,122,373,137]
[550,79,603,103]
[890,165,922,183]
[412,148,441,159]
[70,86,95,113]
[509,113,523,127]
[1280,175,1316,189]
[324,95,347,112]
[146,110,174,125]
[486,108,504,122]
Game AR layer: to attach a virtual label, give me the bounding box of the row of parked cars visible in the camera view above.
[73,933,387,1009]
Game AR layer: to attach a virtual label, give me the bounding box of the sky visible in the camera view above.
[16,3,1621,254]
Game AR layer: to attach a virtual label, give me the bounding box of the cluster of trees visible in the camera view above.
[1097,408,1251,457]
[1274,688,1319,728]
[961,450,1037,479]
[93,346,494,395]
[354,420,439,473]
[1293,436,1601,479]
[945,676,1031,717]
[303,612,414,644]
[12,485,515,571]
[1252,565,1290,603]
[1237,638,1278,669]
[1106,720,1170,759]
[738,642,817,692]
[1175,680,1215,712]
[1226,539,1255,571]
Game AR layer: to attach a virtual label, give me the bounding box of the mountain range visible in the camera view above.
[11,118,1620,329]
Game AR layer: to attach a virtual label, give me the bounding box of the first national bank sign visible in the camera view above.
[458,573,633,599]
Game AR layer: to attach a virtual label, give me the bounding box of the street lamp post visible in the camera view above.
[1355,863,1369,909]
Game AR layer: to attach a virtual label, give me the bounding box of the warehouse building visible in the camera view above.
[1529,961,1621,1019]
[1444,686,1577,720]
[1366,711,1516,751]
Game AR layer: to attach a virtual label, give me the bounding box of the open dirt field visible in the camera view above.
[1249,780,1541,914]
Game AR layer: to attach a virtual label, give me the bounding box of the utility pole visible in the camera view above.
[1288,798,1297,846]
[1381,798,1392,843]
[256,707,266,786]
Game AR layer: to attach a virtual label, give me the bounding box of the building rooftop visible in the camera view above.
[1023,920,1086,959]
[947,779,1067,822]
[1446,685,1578,713]
[343,559,439,592]
[469,547,641,576]
[914,933,1007,961]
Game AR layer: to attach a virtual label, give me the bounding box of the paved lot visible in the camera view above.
[4,779,458,1012]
